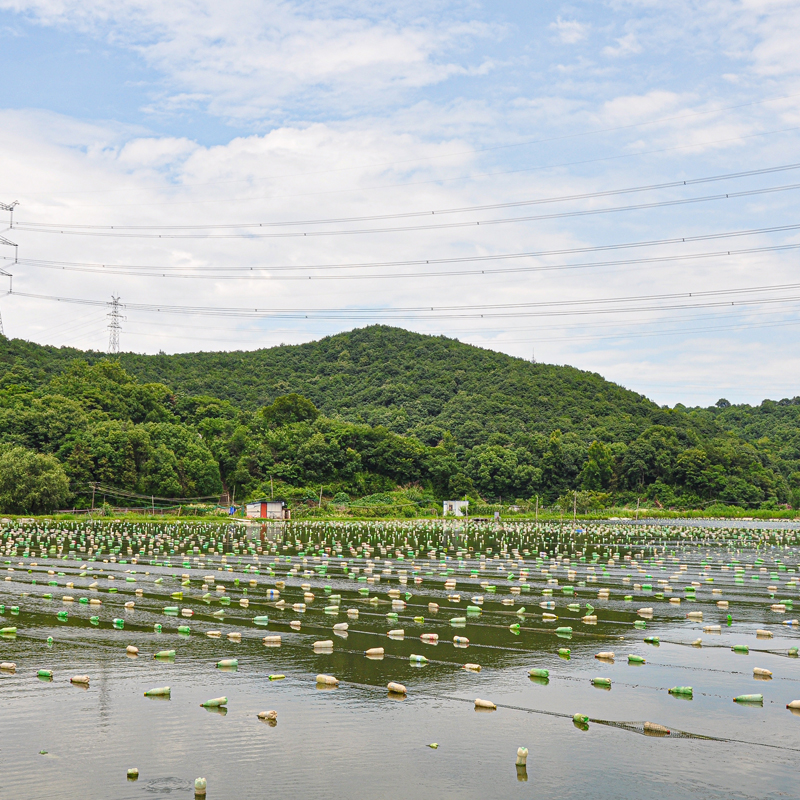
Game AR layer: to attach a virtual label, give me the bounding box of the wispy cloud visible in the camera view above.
[0,0,501,122]
[550,15,588,44]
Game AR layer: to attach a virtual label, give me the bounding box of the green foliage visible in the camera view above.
[0,446,70,513]
[0,326,794,512]
[261,393,319,426]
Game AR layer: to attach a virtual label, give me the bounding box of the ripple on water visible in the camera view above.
[144,776,194,793]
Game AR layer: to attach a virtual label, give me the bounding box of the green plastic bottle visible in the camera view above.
[528,668,549,678]
[733,694,763,703]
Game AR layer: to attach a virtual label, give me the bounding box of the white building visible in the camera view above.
[442,500,469,517]
[246,500,289,520]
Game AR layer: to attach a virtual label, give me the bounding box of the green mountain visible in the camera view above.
[0,325,795,513]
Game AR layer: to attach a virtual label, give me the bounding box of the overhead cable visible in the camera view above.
[13,241,800,282]
[10,283,800,321]
[15,162,800,230]
[5,221,799,275]
[12,182,800,239]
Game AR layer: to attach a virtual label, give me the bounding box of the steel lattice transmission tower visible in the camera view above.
[107,295,125,354]
[0,201,18,339]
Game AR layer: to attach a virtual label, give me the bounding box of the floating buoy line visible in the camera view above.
[3,517,800,773]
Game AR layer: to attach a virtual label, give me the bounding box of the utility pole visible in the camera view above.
[107,295,125,354]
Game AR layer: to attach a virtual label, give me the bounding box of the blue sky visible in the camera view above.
[0,0,798,407]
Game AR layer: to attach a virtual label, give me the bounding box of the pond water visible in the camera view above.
[1,520,798,799]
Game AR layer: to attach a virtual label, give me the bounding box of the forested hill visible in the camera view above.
[0,326,797,514]
[0,326,660,446]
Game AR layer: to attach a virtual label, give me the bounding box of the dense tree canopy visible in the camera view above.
[0,326,795,511]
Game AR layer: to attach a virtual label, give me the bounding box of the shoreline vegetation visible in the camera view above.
[5,502,800,523]
[2,326,800,519]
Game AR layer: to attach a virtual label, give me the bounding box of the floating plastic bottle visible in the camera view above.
[732,644,749,654]
[516,747,528,766]
[200,697,227,708]
[70,675,90,685]
[733,694,763,704]
[753,667,772,677]
[316,674,339,685]
[555,626,572,635]
[37,669,52,678]
[262,635,281,645]
[474,698,496,709]
[528,668,549,678]
[669,686,693,697]
[365,647,384,656]
[127,768,139,780]
[786,700,800,709]
[409,654,428,663]
[268,674,285,680]
[0,662,16,671]
[558,648,571,657]
[387,681,407,694]
[216,659,238,668]
[195,777,207,797]
[144,687,171,697]
[643,722,670,735]
[644,636,659,644]
[257,710,277,721]
[573,713,589,724]
[154,650,176,659]
[253,616,269,625]
[126,645,139,655]
[463,663,481,671]
[595,651,614,660]
[591,677,611,687]
[628,654,645,664]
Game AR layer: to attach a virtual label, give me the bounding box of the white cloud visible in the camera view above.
[550,15,588,44]
[0,0,799,405]
[602,31,642,57]
[0,0,500,122]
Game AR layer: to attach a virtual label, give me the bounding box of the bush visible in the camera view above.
[0,446,70,513]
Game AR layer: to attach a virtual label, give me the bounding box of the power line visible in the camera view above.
[12,241,800,282]
[7,221,799,277]
[15,162,800,230]
[12,182,800,239]
[10,283,800,321]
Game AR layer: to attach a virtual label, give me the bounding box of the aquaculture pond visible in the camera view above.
[1,519,799,800]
